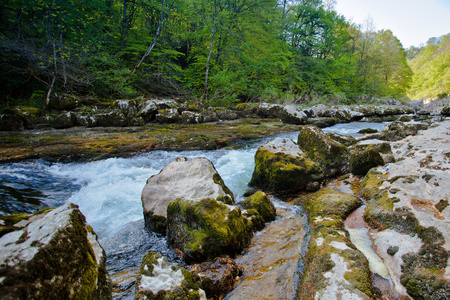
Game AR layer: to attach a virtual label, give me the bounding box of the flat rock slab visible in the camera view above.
[226,201,307,300]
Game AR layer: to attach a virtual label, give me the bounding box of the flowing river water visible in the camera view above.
[0,122,392,299]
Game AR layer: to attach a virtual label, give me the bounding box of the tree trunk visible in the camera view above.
[128,0,173,77]
[201,1,218,101]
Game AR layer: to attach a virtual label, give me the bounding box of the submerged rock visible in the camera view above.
[167,198,252,263]
[141,157,234,233]
[297,125,350,177]
[135,252,204,300]
[189,257,243,298]
[249,137,324,194]
[0,203,111,299]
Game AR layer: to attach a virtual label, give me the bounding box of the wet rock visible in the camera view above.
[156,108,180,124]
[358,128,378,134]
[297,125,350,177]
[167,198,252,263]
[249,137,324,194]
[135,252,204,300]
[141,157,234,233]
[0,204,111,299]
[189,257,243,298]
[297,189,375,300]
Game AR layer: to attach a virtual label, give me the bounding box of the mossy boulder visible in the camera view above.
[279,105,308,124]
[135,252,204,300]
[96,109,128,127]
[0,203,111,299]
[3,106,41,130]
[182,111,204,124]
[48,93,82,111]
[383,120,429,141]
[249,137,324,194]
[137,101,158,123]
[156,108,180,124]
[240,190,276,223]
[217,108,239,121]
[297,189,375,299]
[51,111,78,129]
[307,117,338,128]
[349,147,385,176]
[141,157,234,234]
[167,198,252,263]
[326,131,357,146]
[200,108,219,123]
[297,125,350,177]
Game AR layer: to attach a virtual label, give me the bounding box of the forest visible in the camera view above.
[0,0,445,109]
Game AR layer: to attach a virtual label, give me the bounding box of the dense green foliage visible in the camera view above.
[0,0,413,108]
[407,34,450,100]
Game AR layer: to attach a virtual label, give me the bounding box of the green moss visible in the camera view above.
[250,148,324,194]
[350,147,384,176]
[297,125,349,177]
[212,173,234,204]
[167,198,252,263]
[241,190,276,223]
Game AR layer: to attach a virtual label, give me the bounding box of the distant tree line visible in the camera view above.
[0,0,414,108]
[407,33,450,100]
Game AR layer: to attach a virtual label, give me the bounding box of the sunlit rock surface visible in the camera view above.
[0,203,111,299]
[359,119,450,298]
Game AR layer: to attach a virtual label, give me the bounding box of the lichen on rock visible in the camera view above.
[135,252,204,300]
[0,203,111,299]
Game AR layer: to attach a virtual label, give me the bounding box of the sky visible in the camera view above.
[334,0,450,48]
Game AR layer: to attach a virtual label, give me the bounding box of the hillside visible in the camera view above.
[407,33,450,100]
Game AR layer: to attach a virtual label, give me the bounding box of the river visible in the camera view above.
[0,121,390,297]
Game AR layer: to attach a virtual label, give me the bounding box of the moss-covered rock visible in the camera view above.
[51,111,78,129]
[3,106,41,130]
[156,108,180,124]
[96,109,128,127]
[141,157,234,234]
[48,93,82,111]
[297,125,350,177]
[326,131,357,146]
[297,189,375,300]
[182,111,204,124]
[240,190,276,223]
[383,120,429,141]
[349,147,385,176]
[0,114,25,131]
[0,203,111,299]
[167,198,253,263]
[135,252,204,300]
[249,137,324,194]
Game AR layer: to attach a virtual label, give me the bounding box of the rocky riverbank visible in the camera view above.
[1,107,449,299]
[2,99,443,163]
